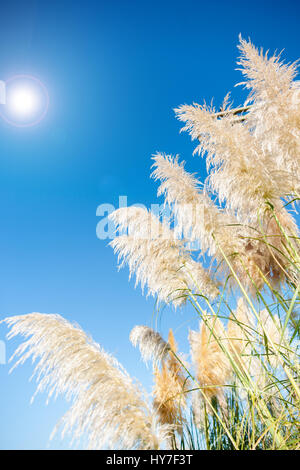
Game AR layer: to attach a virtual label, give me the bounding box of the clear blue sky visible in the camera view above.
[0,0,299,449]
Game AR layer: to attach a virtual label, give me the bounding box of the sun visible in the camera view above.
[0,74,49,127]
[9,87,39,116]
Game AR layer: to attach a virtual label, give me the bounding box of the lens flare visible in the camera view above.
[0,75,49,127]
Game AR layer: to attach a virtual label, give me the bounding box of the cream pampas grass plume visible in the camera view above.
[175,37,300,214]
[129,325,170,364]
[174,99,273,219]
[151,152,242,258]
[130,326,188,429]
[109,206,218,306]
[151,153,297,292]
[153,330,188,429]
[2,313,172,449]
[189,316,231,407]
[237,37,300,193]
[174,37,300,291]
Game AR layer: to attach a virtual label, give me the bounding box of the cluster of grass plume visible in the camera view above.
[1,37,299,450]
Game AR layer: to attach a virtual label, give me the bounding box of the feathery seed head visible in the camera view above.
[237,37,300,194]
[189,316,231,405]
[153,329,188,430]
[2,313,171,449]
[130,326,170,364]
[109,206,218,305]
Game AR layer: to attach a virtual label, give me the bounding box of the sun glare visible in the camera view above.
[0,75,49,127]
[9,87,38,116]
